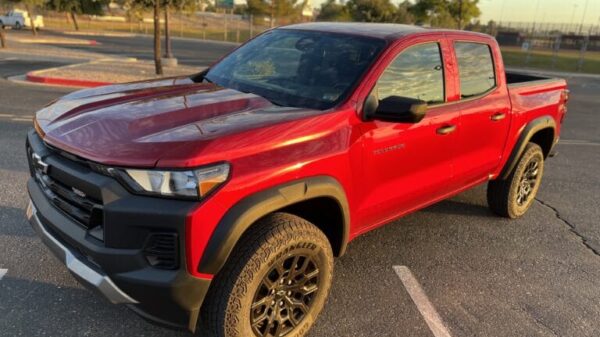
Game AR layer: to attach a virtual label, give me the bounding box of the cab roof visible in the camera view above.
[281,22,491,41]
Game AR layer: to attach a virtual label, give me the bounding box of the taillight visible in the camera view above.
[562,89,570,104]
[558,89,569,124]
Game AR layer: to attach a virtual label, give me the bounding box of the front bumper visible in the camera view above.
[25,129,212,332]
[27,201,138,305]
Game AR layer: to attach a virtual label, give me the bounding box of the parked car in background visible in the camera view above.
[25,23,568,337]
[0,9,44,30]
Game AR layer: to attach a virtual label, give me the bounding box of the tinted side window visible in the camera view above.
[376,43,444,104]
[455,42,496,98]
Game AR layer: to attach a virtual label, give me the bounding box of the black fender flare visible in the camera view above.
[499,115,556,180]
[198,176,350,275]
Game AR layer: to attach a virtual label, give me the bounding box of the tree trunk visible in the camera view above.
[0,28,7,49]
[70,11,80,31]
[154,0,163,75]
[164,4,172,58]
[270,2,275,28]
[457,0,463,30]
[26,5,38,36]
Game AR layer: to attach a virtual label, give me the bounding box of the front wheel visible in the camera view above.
[201,213,334,337]
[487,143,545,218]
[14,22,22,30]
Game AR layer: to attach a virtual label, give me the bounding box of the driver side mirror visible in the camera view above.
[363,94,427,123]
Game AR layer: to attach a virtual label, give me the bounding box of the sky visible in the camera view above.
[308,0,600,26]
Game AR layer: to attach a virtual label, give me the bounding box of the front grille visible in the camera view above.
[144,233,179,270]
[27,145,104,235]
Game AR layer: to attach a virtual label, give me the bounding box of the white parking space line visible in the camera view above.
[0,269,7,280]
[0,114,16,117]
[393,266,453,337]
[560,139,600,147]
[12,117,33,122]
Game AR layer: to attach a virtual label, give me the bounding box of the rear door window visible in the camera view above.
[454,42,496,98]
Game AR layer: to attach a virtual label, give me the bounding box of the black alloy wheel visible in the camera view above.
[250,254,321,337]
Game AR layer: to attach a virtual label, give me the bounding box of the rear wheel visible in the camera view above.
[14,22,22,30]
[201,213,334,337]
[487,143,544,218]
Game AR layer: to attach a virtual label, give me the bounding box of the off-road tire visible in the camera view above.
[201,212,334,337]
[488,143,544,218]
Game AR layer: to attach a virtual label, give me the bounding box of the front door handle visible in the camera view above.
[490,112,506,121]
[436,125,456,135]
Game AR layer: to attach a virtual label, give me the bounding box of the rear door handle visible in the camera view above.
[490,112,506,121]
[436,125,456,135]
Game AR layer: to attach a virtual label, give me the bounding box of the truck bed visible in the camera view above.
[505,71,567,147]
[505,71,559,87]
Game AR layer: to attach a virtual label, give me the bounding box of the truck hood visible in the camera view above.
[35,77,323,167]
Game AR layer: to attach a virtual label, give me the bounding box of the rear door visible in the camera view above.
[357,38,460,230]
[448,39,511,186]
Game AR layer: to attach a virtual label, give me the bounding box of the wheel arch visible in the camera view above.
[500,115,556,180]
[197,176,350,275]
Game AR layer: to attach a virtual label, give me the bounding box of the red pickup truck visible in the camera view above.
[26,23,568,337]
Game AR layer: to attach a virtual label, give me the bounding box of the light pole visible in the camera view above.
[578,0,590,35]
[569,3,578,34]
[530,0,541,34]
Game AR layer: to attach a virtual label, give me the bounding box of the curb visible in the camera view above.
[13,37,99,46]
[23,58,137,88]
[25,71,110,87]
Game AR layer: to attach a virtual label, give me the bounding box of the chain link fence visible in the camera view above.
[494,21,600,74]
[39,10,273,44]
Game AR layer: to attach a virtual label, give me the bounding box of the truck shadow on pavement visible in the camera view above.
[0,205,35,237]
[0,275,190,336]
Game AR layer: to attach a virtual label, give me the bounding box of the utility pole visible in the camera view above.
[164,4,172,59]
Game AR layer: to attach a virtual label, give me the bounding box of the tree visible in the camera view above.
[346,0,399,23]
[117,0,163,74]
[317,0,351,22]
[47,0,109,31]
[0,27,7,48]
[447,0,480,29]
[411,0,480,29]
[247,0,305,26]
[396,1,415,24]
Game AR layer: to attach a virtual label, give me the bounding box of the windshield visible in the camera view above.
[204,29,386,110]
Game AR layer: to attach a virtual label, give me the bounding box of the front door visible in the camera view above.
[357,41,459,230]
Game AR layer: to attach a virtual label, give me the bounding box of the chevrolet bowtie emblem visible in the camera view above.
[31,153,49,174]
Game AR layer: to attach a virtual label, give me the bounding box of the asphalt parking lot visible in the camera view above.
[1,35,599,337]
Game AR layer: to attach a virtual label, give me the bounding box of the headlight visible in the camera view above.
[119,163,230,200]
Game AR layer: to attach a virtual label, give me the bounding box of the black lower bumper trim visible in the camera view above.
[27,181,213,332]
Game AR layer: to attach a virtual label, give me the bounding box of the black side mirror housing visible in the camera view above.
[364,95,427,123]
